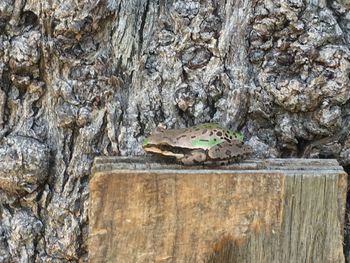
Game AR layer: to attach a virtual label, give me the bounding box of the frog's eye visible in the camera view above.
[143,138,150,146]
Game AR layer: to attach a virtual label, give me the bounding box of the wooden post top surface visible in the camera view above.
[92,156,345,173]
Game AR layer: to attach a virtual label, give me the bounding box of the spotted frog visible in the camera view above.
[142,123,252,165]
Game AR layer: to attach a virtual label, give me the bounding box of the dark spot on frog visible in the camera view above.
[216,131,222,136]
[209,131,213,136]
[191,136,196,138]
[176,135,187,140]
[229,136,233,139]
[202,129,208,134]
[225,133,229,137]
[224,138,231,143]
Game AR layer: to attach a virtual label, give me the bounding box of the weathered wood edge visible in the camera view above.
[92,157,345,174]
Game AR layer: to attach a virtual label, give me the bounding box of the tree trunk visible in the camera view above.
[0,0,349,262]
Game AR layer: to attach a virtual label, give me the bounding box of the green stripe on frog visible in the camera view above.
[191,138,224,148]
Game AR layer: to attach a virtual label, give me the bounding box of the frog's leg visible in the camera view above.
[180,149,207,165]
[208,140,252,161]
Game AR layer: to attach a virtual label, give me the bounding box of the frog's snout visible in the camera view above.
[143,138,150,146]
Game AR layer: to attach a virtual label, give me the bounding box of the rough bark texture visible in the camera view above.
[0,0,349,262]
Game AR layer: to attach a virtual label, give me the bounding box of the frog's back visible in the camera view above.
[168,123,243,150]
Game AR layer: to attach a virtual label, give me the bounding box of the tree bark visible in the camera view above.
[0,0,349,262]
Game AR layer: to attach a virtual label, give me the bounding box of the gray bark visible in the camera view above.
[0,0,349,262]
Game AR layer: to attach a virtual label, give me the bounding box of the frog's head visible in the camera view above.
[143,126,168,147]
[142,127,186,158]
[143,137,151,146]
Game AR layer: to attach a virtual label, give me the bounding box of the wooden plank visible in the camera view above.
[89,158,347,263]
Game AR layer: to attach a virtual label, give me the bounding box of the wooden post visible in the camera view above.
[89,157,347,263]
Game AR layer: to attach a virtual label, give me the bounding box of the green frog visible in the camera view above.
[142,123,252,165]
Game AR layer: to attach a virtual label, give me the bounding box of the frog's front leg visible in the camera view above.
[179,150,207,165]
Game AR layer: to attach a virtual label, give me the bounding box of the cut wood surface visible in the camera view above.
[89,158,347,263]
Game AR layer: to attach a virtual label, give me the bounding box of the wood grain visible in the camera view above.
[89,158,347,263]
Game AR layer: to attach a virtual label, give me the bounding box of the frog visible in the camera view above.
[142,123,252,165]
